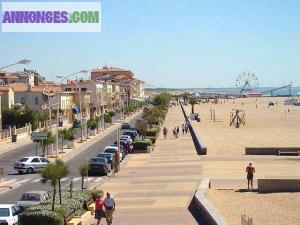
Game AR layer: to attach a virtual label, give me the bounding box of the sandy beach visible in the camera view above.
[187,96,300,225]
[190,97,300,156]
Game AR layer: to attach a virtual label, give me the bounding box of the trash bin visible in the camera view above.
[12,134,17,142]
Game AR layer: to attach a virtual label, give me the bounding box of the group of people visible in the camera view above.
[162,122,190,139]
[95,192,116,225]
[181,122,190,134]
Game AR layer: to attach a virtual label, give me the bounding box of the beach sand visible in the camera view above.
[207,189,300,225]
[190,97,300,156]
[186,96,300,225]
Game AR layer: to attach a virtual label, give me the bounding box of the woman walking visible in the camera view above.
[95,194,105,225]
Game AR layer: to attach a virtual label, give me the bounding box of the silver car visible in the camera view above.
[17,191,49,209]
[14,156,49,174]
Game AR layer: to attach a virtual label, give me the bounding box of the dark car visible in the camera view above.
[131,128,141,135]
[121,122,132,130]
[122,131,138,141]
[97,153,114,170]
[113,140,130,156]
[88,157,110,175]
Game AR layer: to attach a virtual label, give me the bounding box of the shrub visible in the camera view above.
[88,189,104,200]
[145,136,156,144]
[133,139,152,150]
[20,190,97,225]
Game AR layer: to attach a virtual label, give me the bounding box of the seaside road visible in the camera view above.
[0,113,140,204]
[87,105,204,225]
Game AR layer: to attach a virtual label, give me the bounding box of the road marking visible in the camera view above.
[0,188,10,195]
[94,177,103,182]
[18,178,31,184]
[60,177,69,182]
[32,178,42,183]
[73,177,81,182]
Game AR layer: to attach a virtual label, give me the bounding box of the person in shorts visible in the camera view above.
[246,162,255,190]
[104,192,115,225]
[95,194,105,225]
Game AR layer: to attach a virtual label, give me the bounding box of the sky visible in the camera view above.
[1,0,300,88]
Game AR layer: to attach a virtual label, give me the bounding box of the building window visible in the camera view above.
[65,88,72,92]
[21,97,25,105]
[35,97,39,105]
[81,88,87,91]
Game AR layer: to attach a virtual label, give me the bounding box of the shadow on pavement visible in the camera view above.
[188,197,209,225]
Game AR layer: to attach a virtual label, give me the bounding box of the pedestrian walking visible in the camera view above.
[181,124,185,134]
[185,123,189,134]
[95,194,105,225]
[176,126,179,135]
[163,127,168,139]
[246,162,255,190]
[104,192,115,225]
[173,127,176,138]
[113,150,120,173]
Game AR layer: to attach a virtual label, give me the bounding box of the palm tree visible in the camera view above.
[55,159,69,205]
[40,163,59,211]
[43,131,55,157]
[79,164,88,191]
[189,97,197,114]
[181,92,191,103]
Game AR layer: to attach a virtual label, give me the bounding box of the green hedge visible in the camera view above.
[146,136,157,144]
[20,191,94,225]
[133,139,152,150]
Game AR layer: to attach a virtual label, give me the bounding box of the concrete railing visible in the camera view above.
[258,179,300,193]
[193,179,229,225]
[245,147,300,155]
[179,102,207,155]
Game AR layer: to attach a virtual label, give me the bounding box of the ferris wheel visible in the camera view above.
[235,71,259,93]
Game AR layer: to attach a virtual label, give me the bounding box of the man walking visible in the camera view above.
[104,192,115,225]
[163,127,168,139]
[246,162,255,190]
[113,150,120,173]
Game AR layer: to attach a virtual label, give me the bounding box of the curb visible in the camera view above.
[193,179,230,225]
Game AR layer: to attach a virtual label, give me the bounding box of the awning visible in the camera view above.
[72,107,80,114]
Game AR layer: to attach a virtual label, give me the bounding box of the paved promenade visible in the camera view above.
[87,105,202,225]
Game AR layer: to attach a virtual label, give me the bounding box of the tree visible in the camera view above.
[153,92,171,107]
[181,92,191,103]
[136,120,147,140]
[104,113,112,124]
[189,97,197,114]
[87,118,98,136]
[40,163,59,211]
[55,159,69,205]
[79,164,88,191]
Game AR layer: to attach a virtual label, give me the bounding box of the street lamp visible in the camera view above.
[55,70,88,156]
[0,59,31,70]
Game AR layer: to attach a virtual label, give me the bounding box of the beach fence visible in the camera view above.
[241,214,253,225]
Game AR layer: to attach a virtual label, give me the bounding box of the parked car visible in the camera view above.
[113,140,131,154]
[0,204,22,225]
[17,191,49,209]
[97,153,114,170]
[122,131,138,140]
[104,146,122,162]
[14,156,49,174]
[131,127,141,135]
[88,157,110,175]
[121,122,131,129]
[120,135,133,144]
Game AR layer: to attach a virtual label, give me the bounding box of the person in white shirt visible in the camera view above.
[104,192,115,225]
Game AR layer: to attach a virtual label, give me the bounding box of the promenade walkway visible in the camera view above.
[87,105,202,225]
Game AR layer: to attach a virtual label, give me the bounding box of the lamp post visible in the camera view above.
[0,59,31,70]
[56,70,88,155]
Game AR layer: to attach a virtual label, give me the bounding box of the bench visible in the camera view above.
[278,150,300,156]
[63,208,76,225]
[66,218,82,225]
[87,203,95,215]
